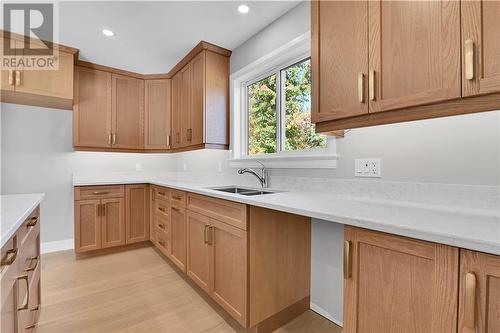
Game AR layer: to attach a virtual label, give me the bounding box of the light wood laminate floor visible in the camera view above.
[38,245,342,333]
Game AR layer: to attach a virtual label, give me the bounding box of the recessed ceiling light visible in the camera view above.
[238,4,250,14]
[102,29,115,37]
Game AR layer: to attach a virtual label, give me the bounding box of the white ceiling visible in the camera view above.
[59,1,301,74]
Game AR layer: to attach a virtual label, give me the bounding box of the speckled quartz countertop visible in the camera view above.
[73,173,500,255]
[1,193,44,248]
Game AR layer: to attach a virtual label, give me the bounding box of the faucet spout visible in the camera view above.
[237,162,268,188]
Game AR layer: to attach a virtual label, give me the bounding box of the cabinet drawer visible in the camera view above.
[152,186,170,203]
[17,207,40,247]
[154,201,170,219]
[154,230,170,257]
[75,185,125,200]
[187,193,247,230]
[155,215,169,236]
[170,190,186,207]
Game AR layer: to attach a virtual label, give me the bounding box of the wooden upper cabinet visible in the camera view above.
[16,47,75,100]
[100,198,125,248]
[459,250,500,333]
[186,210,210,292]
[73,67,112,148]
[125,184,149,244]
[111,74,145,149]
[170,46,230,150]
[311,0,369,122]
[343,226,459,333]
[462,0,500,97]
[0,38,15,92]
[75,199,101,253]
[144,79,171,150]
[171,72,182,149]
[368,0,461,112]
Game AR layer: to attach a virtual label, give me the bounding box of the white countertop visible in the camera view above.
[73,174,500,255]
[1,193,44,248]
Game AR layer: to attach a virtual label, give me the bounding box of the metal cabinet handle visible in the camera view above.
[158,207,166,212]
[204,225,209,244]
[9,70,14,86]
[17,274,29,310]
[369,70,375,101]
[93,191,109,195]
[344,240,352,279]
[102,203,106,216]
[112,133,116,145]
[1,248,18,266]
[465,39,475,80]
[166,134,171,147]
[158,223,166,230]
[358,73,364,103]
[158,239,165,247]
[27,217,38,227]
[464,272,476,329]
[25,256,39,272]
[108,132,112,145]
[15,70,21,86]
[205,226,213,245]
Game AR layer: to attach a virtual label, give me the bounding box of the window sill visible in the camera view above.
[228,153,338,169]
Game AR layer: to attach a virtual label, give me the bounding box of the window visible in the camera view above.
[246,58,326,156]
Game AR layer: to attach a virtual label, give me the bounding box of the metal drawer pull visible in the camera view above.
[344,240,352,279]
[158,191,165,196]
[158,223,165,230]
[1,248,18,266]
[158,207,166,212]
[464,272,476,329]
[172,195,182,200]
[172,207,180,212]
[17,274,29,310]
[158,240,165,247]
[25,256,39,272]
[92,191,109,195]
[25,324,36,329]
[465,39,474,80]
[27,217,38,227]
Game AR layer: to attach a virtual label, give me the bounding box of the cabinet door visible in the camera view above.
[311,0,369,122]
[368,0,461,112]
[171,72,182,148]
[209,219,247,327]
[344,226,459,333]
[101,198,125,248]
[189,52,205,146]
[75,200,101,253]
[170,206,186,272]
[459,250,500,333]
[73,67,112,148]
[16,47,74,99]
[186,211,210,292]
[180,64,192,148]
[125,184,149,244]
[144,79,171,149]
[1,238,18,333]
[111,74,145,149]
[462,0,500,96]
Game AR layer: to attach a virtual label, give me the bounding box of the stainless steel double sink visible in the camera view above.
[209,186,276,196]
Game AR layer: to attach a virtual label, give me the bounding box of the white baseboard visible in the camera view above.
[310,302,343,328]
[41,238,74,254]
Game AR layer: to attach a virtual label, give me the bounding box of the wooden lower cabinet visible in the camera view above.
[459,250,500,333]
[75,199,101,252]
[1,206,41,333]
[210,218,247,326]
[100,198,126,248]
[74,186,126,253]
[343,226,459,333]
[125,184,150,244]
[186,211,210,292]
[170,205,187,272]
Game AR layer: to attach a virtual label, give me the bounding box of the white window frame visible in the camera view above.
[229,32,338,169]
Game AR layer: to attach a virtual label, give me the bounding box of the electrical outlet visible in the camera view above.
[355,158,381,178]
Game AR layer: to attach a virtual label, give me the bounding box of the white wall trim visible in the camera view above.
[310,302,343,328]
[41,238,74,254]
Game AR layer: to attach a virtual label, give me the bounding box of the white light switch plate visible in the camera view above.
[355,158,381,178]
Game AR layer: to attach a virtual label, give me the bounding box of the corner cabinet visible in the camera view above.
[312,0,500,132]
[343,226,459,333]
[171,47,231,151]
[144,79,171,150]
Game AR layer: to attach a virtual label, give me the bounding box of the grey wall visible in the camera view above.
[1,103,176,243]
